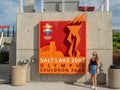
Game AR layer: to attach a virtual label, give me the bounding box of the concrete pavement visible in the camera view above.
[0,73,118,90]
[0,82,119,90]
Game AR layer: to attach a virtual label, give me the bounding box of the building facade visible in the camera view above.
[9,0,112,84]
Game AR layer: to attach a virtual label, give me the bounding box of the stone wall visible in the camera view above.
[16,12,112,83]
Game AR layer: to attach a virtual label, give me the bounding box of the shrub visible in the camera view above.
[113,32,120,52]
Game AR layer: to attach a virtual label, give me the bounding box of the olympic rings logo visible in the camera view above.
[43,35,52,40]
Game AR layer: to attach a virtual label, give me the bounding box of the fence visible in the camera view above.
[0,26,16,37]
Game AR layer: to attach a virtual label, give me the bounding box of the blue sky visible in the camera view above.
[0,0,120,29]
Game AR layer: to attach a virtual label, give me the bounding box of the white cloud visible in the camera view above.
[0,0,18,25]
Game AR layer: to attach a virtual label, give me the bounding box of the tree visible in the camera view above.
[113,32,120,52]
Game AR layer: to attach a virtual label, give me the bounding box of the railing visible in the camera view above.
[0,31,16,37]
[0,25,16,37]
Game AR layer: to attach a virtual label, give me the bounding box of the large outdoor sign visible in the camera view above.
[39,13,86,74]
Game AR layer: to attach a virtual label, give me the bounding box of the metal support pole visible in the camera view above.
[2,28,4,32]
[101,5,104,11]
[106,0,109,11]
[41,0,44,12]
[19,0,23,13]
[62,0,65,12]
[7,28,9,37]
[2,28,4,37]
[13,26,15,37]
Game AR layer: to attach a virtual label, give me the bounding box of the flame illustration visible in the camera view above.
[67,13,86,57]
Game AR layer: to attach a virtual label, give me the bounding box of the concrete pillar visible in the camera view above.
[108,68,120,89]
[11,66,27,86]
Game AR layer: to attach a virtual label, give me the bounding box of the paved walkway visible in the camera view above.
[0,82,119,90]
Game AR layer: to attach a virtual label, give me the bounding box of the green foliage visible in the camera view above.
[0,54,4,63]
[113,32,120,52]
[3,42,9,46]
[0,52,9,64]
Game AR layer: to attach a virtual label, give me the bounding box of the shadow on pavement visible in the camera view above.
[64,82,110,89]
[64,82,90,89]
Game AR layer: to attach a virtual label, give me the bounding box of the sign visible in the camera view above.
[39,13,86,74]
[0,26,10,28]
